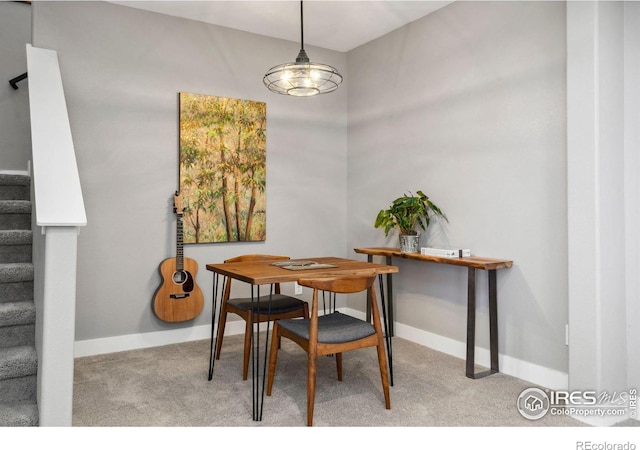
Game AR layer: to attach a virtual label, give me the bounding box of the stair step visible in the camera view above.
[0,230,32,262]
[0,375,37,403]
[0,263,33,284]
[0,200,30,214]
[0,346,37,381]
[0,174,30,187]
[0,302,36,348]
[0,246,31,264]
[0,302,35,327]
[0,186,29,202]
[0,324,35,349]
[0,281,33,304]
[0,230,32,246]
[0,200,31,231]
[0,401,39,426]
[0,230,32,263]
[0,175,30,203]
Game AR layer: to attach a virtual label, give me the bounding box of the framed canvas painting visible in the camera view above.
[179,92,266,243]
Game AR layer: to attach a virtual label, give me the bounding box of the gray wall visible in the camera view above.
[347,1,568,373]
[0,1,32,170]
[29,1,625,383]
[31,1,348,341]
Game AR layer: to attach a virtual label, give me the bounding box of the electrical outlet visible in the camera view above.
[294,282,302,295]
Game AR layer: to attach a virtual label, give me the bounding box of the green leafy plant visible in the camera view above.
[374,190,448,236]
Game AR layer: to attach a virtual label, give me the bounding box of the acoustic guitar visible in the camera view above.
[153,191,204,322]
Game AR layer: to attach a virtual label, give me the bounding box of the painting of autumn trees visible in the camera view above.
[179,93,266,243]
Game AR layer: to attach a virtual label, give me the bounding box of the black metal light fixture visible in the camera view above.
[263,1,342,97]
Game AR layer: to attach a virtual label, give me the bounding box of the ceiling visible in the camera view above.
[109,1,453,52]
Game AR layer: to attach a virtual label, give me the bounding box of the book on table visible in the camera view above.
[271,260,338,270]
[420,247,471,258]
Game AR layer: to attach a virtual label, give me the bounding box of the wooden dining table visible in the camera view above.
[205,256,398,421]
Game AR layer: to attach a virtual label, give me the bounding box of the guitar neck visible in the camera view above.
[176,212,184,272]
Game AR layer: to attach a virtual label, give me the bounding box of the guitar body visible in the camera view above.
[153,256,204,322]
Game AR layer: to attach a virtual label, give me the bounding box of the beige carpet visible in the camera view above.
[73,334,591,428]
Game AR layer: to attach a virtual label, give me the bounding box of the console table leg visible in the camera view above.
[467,268,499,379]
[488,270,499,374]
[466,268,476,378]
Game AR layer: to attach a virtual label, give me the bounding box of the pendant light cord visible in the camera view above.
[295,1,309,62]
[300,1,304,51]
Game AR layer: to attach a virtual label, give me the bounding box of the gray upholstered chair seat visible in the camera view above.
[228,294,306,315]
[278,312,375,344]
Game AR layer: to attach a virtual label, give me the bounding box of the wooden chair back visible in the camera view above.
[224,254,290,264]
[223,254,290,295]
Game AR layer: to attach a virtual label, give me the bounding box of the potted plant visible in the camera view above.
[374,190,448,253]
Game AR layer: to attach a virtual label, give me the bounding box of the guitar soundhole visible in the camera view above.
[172,270,188,285]
[172,270,195,292]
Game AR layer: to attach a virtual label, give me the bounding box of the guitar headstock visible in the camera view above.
[173,190,185,215]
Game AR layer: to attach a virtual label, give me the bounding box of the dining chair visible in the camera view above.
[215,254,309,380]
[266,272,391,426]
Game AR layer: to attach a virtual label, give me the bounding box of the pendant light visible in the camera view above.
[263,1,343,97]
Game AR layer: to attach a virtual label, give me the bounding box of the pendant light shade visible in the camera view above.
[263,2,342,97]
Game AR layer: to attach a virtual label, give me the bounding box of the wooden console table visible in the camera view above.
[354,247,512,379]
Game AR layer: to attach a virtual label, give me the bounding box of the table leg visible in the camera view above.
[377,274,393,386]
[366,255,373,322]
[209,279,273,421]
[385,256,394,337]
[251,286,258,420]
[365,255,394,337]
[466,268,499,379]
[364,256,395,385]
[251,284,274,421]
[208,273,224,381]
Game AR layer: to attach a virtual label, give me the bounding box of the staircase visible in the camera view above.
[0,173,38,426]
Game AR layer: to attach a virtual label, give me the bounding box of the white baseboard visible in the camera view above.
[74,320,246,358]
[346,308,569,391]
[74,309,568,392]
[395,323,568,390]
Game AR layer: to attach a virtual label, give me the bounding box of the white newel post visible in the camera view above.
[37,227,80,426]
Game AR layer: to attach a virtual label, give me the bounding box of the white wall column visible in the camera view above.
[623,2,640,395]
[567,1,636,425]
